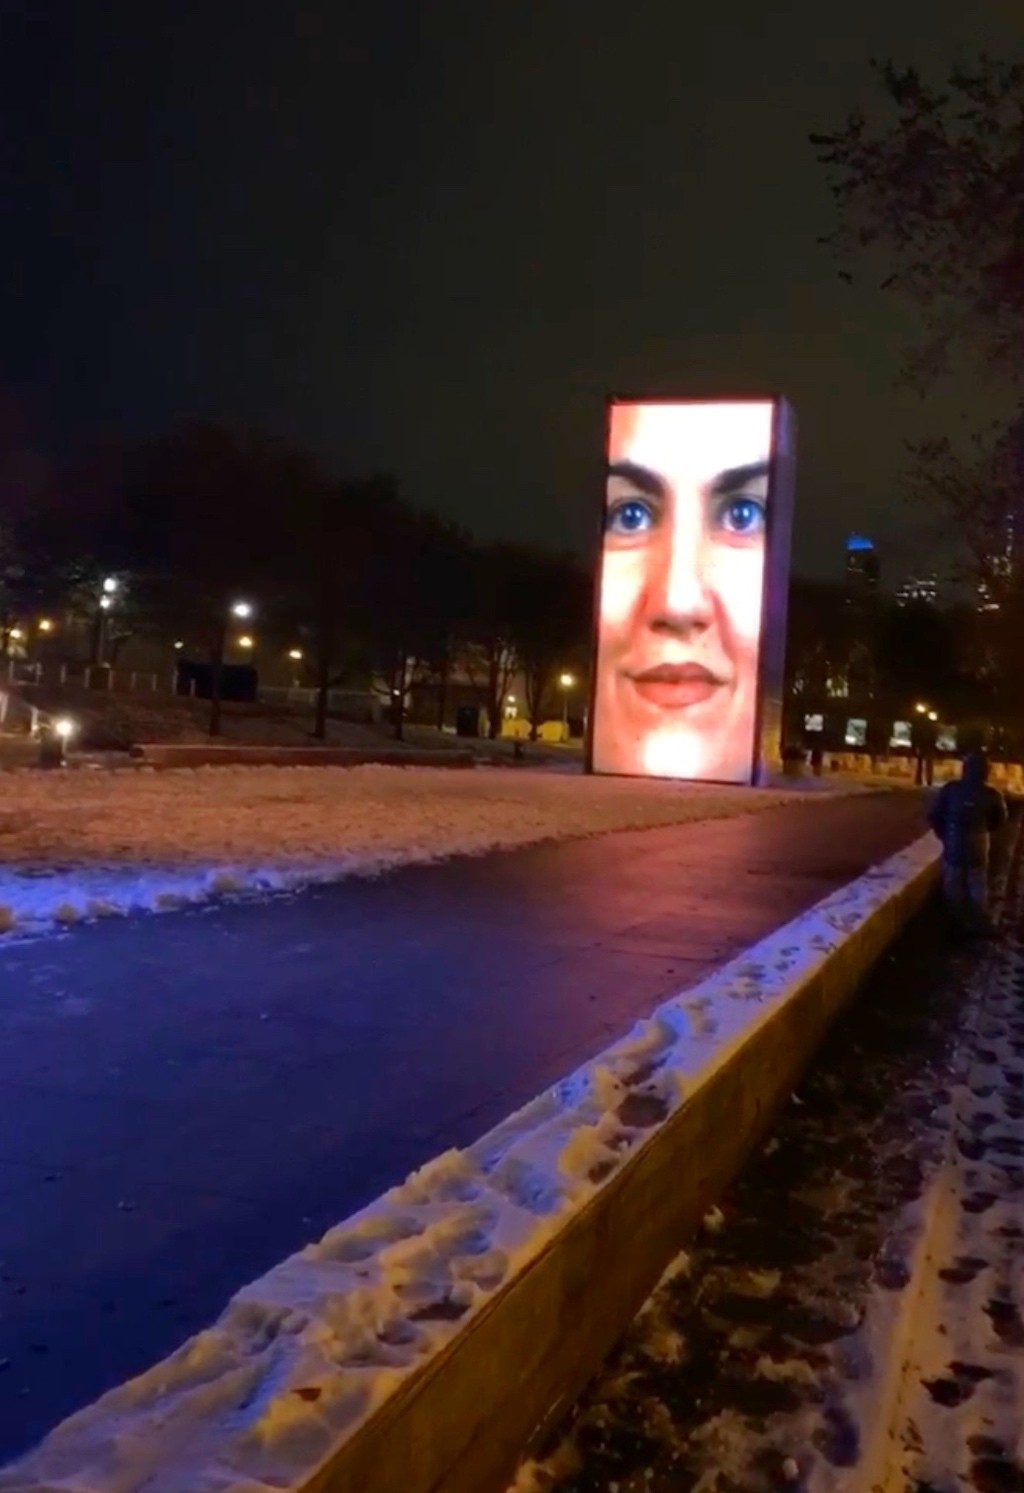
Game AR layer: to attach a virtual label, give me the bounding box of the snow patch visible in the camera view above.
[0,765,840,941]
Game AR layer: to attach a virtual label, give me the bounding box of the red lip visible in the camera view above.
[627,663,726,710]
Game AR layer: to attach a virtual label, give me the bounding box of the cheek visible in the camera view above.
[598,552,645,645]
[708,550,765,655]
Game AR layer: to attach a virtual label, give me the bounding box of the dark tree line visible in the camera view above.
[1,418,592,741]
[786,573,1014,747]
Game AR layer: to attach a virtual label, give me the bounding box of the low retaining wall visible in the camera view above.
[128,743,475,769]
[825,751,1024,792]
[5,838,940,1493]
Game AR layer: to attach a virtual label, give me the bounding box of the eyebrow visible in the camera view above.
[710,460,771,495]
[607,460,667,499]
[609,457,771,501]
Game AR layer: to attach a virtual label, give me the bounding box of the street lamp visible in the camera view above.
[914,702,928,714]
[288,648,303,661]
[37,618,53,634]
[38,714,77,768]
[237,634,255,650]
[92,577,118,666]
[927,710,938,722]
[208,600,256,737]
[559,672,575,742]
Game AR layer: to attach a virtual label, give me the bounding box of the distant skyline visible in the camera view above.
[3,0,1023,580]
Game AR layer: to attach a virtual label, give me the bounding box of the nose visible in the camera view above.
[646,511,714,636]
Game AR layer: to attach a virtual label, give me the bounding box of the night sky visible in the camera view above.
[4,1,1023,581]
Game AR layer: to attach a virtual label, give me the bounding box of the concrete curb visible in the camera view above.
[837,1171,959,1493]
[332,844,939,1493]
[127,743,476,769]
[5,837,940,1493]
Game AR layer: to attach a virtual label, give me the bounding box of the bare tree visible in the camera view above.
[812,57,1024,385]
[812,58,1024,732]
[120,422,286,735]
[509,550,591,741]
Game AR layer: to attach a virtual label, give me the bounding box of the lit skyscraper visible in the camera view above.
[845,534,879,602]
[896,573,938,607]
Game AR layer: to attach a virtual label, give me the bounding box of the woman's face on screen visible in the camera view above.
[593,401,773,782]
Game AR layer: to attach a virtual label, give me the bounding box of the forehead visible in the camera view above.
[609,401,774,480]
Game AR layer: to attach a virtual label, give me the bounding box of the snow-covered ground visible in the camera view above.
[511,857,1024,1493]
[0,764,836,939]
[2,834,935,1491]
[880,921,1024,1492]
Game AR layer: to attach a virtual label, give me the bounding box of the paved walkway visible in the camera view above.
[0,791,925,1460]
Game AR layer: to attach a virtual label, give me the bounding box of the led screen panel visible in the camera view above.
[589,397,795,785]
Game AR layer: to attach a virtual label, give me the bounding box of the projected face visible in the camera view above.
[592,400,774,783]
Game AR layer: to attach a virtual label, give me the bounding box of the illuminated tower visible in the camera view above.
[845,534,879,603]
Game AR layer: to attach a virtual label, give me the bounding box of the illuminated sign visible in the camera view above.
[589,397,796,784]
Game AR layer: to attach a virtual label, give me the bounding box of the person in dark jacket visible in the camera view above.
[927,752,1008,933]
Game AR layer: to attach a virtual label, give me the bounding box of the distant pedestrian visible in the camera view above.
[911,714,938,787]
[927,752,1008,935]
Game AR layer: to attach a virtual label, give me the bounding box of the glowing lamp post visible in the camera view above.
[91,576,119,668]
[209,598,255,738]
[39,715,76,769]
[911,702,940,787]
[559,672,575,742]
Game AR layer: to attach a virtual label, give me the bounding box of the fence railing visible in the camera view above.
[2,665,382,717]
[4,660,165,693]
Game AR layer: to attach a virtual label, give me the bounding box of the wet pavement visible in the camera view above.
[0,790,924,1459]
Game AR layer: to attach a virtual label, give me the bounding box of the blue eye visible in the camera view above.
[606,498,656,537]
[718,496,765,537]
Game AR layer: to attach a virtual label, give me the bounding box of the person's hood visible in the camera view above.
[962,751,989,785]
